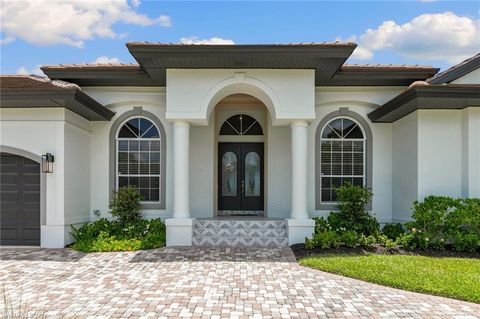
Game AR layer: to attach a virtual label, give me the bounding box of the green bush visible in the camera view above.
[329,183,379,236]
[340,231,359,248]
[313,216,330,234]
[71,218,166,252]
[453,232,479,253]
[358,234,377,249]
[306,231,341,250]
[110,186,142,225]
[402,196,480,252]
[376,234,396,249]
[395,231,429,250]
[382,223,405,240]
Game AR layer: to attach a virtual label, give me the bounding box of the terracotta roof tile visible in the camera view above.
[41,63,140,71]
[0,75,79,89]
[342,63,437,70]
[126,41,356,46]
[427,53,480,83]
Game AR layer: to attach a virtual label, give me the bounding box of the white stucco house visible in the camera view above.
[1,43,479,248]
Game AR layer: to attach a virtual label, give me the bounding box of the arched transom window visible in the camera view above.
[320,117,365,202]
[116,117,161,202]
[220,114,263,135]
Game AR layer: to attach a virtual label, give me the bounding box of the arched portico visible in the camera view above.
[165,69,315,246]
[204,75,279,124]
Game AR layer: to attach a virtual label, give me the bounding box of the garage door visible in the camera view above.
[0,153,41,245]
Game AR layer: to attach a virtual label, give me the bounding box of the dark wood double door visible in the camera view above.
[218,143,264,212]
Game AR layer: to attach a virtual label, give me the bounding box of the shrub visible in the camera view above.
[402,196,480,252]
[313,216,330,234]
[340,231,359,248]
[110,187,142,225]
[382,223,405,240]
[395,231,429,250]
[408,196,458,236]
[358,234,377,249]
[306,231,341,250]
[329,183,379,236]
[71,218,166,252]
[453,232,479,253]
[376,234,395,249]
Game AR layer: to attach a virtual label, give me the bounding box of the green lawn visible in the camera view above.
[299,254,480,303]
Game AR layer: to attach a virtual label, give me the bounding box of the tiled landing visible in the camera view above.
[192,218,288,247]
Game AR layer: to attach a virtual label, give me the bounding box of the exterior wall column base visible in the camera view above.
[165,218,194,246]
[287,218,315,246]
[41,225,76,248]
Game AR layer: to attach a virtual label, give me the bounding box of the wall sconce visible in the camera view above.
[42,153,54,173]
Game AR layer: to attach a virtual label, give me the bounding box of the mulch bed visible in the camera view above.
[290,243,480,260]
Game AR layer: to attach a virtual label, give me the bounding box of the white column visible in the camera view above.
[288,120,314,245]
[166,120,193,246]
[291,120,308,219]
[173,120,190,218]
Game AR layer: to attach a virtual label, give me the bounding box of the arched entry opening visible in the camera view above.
[0,148,43,246]
[214,94,268,217]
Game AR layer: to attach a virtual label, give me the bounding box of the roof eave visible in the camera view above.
[368,85,480,123]
[0,87,115,121]
[427,54,480,84]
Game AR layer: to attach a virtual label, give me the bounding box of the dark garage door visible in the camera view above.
[0,153,41,245]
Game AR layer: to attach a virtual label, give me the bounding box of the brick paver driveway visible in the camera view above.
[1,247,479,318]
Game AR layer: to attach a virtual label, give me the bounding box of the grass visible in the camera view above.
[2,285,47,319]
[299,254,480,303]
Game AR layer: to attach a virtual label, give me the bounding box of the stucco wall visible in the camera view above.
[84,87,173,220]
[166,69,316,125]
[64,111,91,227]
[392,111,418,222]
[0,108,91,247]
[451,68,480,84]
[462,107,480,197]
[309,87,399,223]
[418,110,463,199]
[190,124,215,217]
[391,108,480,223]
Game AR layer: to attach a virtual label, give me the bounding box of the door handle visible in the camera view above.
[241,180,245,198]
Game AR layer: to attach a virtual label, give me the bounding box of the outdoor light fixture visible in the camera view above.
[41,153,54,173]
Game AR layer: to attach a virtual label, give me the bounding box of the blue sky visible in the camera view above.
[1,1,479,75]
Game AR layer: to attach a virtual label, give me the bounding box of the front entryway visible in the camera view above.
[0,153,41,245]
[218,143,264,215]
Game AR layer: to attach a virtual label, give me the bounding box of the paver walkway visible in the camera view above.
[1,247,479,318]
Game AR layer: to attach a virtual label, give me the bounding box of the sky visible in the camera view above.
[1,0,479,76]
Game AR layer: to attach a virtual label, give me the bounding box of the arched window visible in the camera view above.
[116,117,161,203]
[220,114,263,135]
[320,117,365,202]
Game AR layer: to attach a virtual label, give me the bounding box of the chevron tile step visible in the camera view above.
[193,228,287,237]
[194,220,287,230]
[192,236,289,247]
[192,219,288,247]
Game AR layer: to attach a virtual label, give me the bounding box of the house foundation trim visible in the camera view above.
[165,218,194,246]
[287,219,315,245]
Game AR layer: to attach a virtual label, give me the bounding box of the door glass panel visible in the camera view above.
[244,152,260,197]
[222,151,237,196]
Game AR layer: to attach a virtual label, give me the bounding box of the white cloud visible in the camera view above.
[0,36,15,45]
[157,15,172,27]
[180,36,235,45]
[92,56,121,64]
[131,0,141,7]
[16,65,44,76]
[0,0,171,48]
[343,12,479,64]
